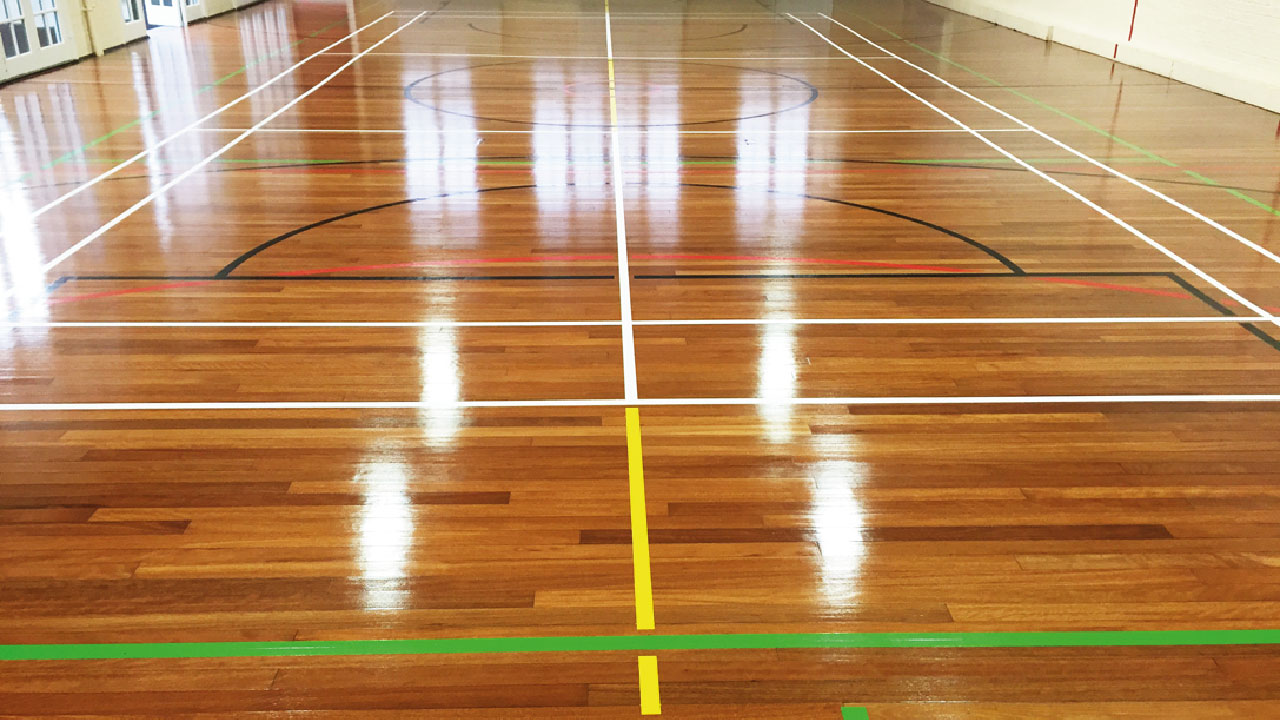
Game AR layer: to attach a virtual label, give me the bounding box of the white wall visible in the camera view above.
[925,0,1280,113]
[86,0,148,55]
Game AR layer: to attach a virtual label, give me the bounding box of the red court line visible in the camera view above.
[49,280,219,305]
[43,254,1280,316]
[273,254,616,276]
[1041,277,1188,298]
[637,253,978,273]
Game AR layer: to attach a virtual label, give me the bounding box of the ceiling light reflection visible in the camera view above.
[0,101,49,319]
[419,325,462,448]
[808,455,867,607]
[354,457,414,612]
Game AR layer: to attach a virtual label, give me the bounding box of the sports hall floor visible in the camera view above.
[3,0,1280,716]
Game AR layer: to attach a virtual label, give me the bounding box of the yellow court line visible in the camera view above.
[626,407,657,630]
[638,655,662,715]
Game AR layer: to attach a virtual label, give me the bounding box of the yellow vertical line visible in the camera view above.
[626,407,657,630]
[638,655,662,715]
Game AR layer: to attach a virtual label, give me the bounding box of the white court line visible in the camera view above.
[14,13,394,224]
[2,316,1271,328]
[1,321,620,328]
[192,127,1032,135]
[639,316,1272,326]
[605,0,637,401]
[1,11,430,309]
[3,395,1279,412]
[788,14,1280,330]
[821,13,1280,270]
[325,52,894,60]
[390,12,793,18]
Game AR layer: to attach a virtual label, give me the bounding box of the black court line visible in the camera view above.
[56,274,616,282]
[633,269,1280,352]
[1164,274,1280,351]
[633,271,1171,279]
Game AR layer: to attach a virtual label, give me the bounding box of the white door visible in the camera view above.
[143,0,183,27]
[0,0,77,79]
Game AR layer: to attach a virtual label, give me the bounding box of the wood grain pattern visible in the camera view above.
[2,0,1280,715]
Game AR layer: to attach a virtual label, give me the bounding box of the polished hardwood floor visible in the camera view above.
[3,0,1280,716]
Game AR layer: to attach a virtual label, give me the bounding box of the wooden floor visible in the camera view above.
[3,0,1280,716]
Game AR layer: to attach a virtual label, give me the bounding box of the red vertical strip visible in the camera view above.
[1128,0,1140,41]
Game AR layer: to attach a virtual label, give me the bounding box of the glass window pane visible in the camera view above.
[36,11,58,46]
[4,18,29,55]
[1,24,15,58]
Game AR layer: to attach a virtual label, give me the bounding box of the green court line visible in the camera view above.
[3,629,1280,662]
[849,12,1280,218]
[841,708,871,720]
[18,17,349,181]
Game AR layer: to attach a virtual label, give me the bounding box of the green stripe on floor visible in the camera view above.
[4,629,1280,662]
[841,708,871,720]
[19,17,349,181]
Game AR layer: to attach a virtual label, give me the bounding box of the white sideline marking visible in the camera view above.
[821,13,1280,272]
[2,316,1270,328]
[191,127,1032,135]
[18,14,394,224]
[788,14,1279,330]
[3,11,433,309]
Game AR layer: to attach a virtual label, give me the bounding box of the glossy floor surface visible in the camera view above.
[3,0,1280,716]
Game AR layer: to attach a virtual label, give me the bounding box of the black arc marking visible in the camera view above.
[216,183,1020,277]
[402,61,819,128]
[216,185,536,278]
[679,182,1024,273]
